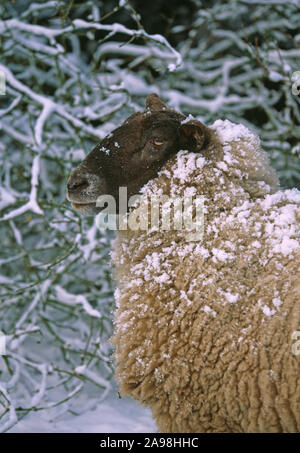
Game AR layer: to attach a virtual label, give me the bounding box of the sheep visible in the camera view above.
[67,94,300,433]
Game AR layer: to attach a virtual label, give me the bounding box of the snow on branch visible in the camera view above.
[0,16,182,69]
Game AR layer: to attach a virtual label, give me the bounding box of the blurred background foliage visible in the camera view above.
[0,0,299,431]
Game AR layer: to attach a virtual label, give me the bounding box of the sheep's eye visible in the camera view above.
[152,138,165,146]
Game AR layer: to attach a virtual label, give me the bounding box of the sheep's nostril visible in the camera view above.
[67,178,89,193]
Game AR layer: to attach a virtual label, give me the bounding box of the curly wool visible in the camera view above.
[111,120,300,433]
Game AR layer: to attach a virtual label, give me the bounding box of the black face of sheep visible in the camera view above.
[67,94,211,215]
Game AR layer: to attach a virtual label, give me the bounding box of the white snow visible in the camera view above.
[171,151,206,184]
[216,161,229,172]
[55,285,101,318]
[269,71,284,82]
[8,392,156,433]
[262,305,276,317]
[168,63,176,72]
[100,146,110,155]
[224,292,239,304]
[154,272,171,285]
[212,248,234,262]
[181,114,195,124]
[211,119,257,144]
[203,305,216,317]
[0,186,16,210]
[272,297,282,308]
[272,236,299,256]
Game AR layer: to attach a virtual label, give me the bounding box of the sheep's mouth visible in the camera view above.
[71,201,96,210]
[66,193,102,215]
[69,200,103,216]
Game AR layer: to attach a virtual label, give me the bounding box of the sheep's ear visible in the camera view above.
[145,93,167,111]
[179,119,208,152]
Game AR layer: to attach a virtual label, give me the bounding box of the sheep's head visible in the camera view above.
[67,94,211,215]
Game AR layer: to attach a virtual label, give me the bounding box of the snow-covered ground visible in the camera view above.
[9,392,156,433]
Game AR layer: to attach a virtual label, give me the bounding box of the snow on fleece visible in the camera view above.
[112,119,299,324]
[111,119,300,432]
